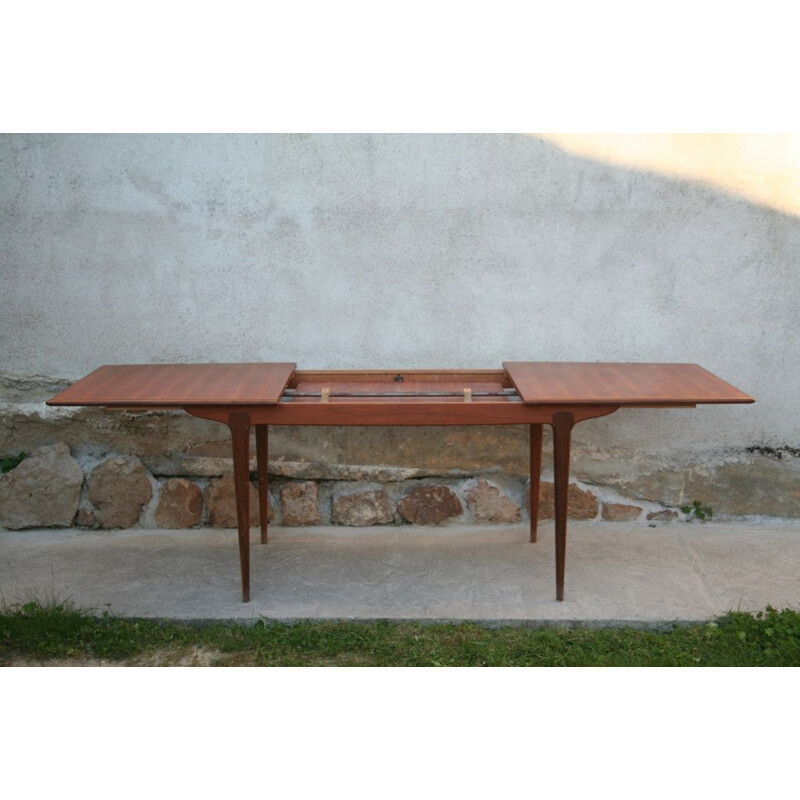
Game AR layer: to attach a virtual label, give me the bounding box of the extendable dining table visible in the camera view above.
[47,362,754,602]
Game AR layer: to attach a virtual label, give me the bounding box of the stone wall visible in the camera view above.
[3,373,798,526]
[0,437,677,532]
[3,397,797,530]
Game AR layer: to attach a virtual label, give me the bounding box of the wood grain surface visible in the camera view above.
[504,362,754,405]
[47,362,754,409]
[46,363,296,406]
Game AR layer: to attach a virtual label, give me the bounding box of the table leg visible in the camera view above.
[255,424,269,544]
[529,423,543,543]
[229,411,252,603]
[552,411,574,601]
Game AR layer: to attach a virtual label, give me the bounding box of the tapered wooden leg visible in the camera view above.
[229,411,251,603]
[255,424,269,544]
[529,423,543,543]
[551,411,574,601]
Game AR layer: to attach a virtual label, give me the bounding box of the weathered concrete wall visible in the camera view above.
[1,133,798,524]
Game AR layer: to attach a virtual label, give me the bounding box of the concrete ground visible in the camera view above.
[1,521,799,627]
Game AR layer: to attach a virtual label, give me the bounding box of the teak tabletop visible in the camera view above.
[504,362,753,405]
[47,363,297,406]
[47,361,754,604]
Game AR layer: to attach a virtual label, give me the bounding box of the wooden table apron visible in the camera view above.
[186,401,621,602]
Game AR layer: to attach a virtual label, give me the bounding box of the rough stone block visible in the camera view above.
[75,502,96,528]
[268,425,531,478]
[0,442,83,529]
[269,460,424,483]
[397,484,463,524]
[280,481,321,526]
[464,478,521,523]
[530,482,599,520]
[331,489,394,526]
[601,502,643,521]
[155,478,204,528]
[203,476,261,528]
[683,458,800,518]
[646,509,679,522]
[592,455,800,519]
[87,456,153,528]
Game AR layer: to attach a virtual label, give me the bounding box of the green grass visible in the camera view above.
[2,596,800,666]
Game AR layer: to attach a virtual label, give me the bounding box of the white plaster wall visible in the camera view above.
[1,133,796,454]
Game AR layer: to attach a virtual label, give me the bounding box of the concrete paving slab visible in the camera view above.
[1,522,798,627]
[673,525,800,613]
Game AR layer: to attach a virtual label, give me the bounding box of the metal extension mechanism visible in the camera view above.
[283,388,520,398]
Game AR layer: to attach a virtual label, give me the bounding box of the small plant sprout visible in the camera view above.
[681,499,713,522]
